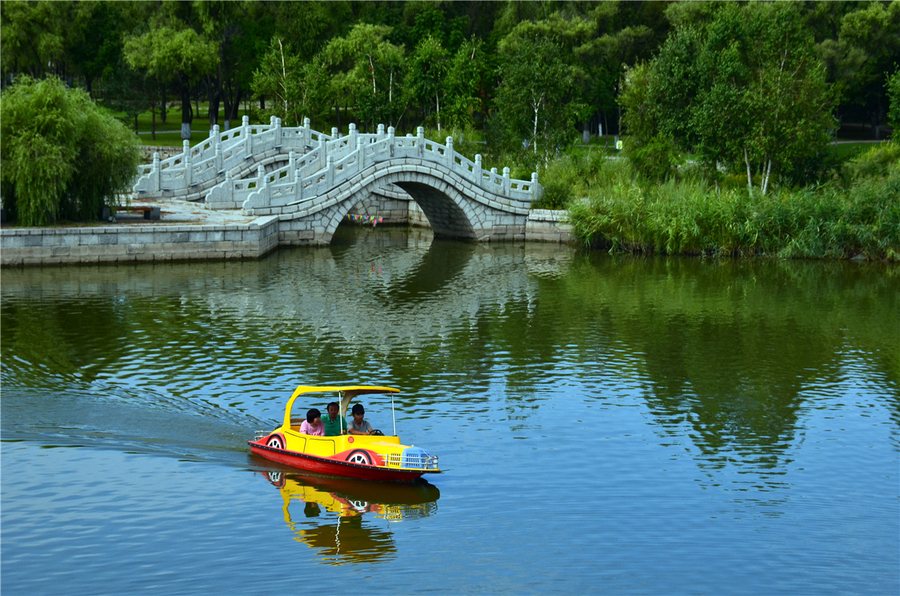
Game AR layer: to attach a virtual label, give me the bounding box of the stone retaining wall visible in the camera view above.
[0,209,571,267]
[526,210,574,244]
[1,216,280,266]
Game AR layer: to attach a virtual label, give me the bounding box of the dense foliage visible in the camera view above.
[1,0,897,251]
[0,76,140,226]
[619,2,837,191]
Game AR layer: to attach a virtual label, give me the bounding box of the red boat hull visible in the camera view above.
[249,439,431,482]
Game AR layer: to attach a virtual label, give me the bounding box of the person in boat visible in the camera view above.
[322,401,348,436]
[300,408,325,436]
[348,403,378,435]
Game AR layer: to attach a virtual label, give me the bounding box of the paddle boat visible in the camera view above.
[249,385,441,482]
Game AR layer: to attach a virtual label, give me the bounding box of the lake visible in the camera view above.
[2,224,898,595]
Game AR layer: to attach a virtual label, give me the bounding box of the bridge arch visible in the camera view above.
[274,159,530,245]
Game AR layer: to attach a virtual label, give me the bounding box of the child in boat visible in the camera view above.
[348,403,377,435]
[300,408,324,436]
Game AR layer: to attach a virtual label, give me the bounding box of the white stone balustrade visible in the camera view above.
[135,121,542,212]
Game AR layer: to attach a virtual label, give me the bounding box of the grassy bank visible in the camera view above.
[562,144,900,261]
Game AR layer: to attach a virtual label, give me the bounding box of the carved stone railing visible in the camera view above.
[133,118,542,212]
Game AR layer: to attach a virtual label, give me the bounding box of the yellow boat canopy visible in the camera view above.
[284,385,401,428]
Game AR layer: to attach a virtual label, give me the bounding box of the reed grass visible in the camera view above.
[566,150,900,261]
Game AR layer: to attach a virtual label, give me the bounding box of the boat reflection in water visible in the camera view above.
[261,471,440,564]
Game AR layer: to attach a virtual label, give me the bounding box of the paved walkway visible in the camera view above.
[120,198,257,225]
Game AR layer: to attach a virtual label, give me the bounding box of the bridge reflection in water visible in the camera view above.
[259,470,440,565]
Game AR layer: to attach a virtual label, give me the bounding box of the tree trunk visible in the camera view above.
[744,147,753,194]
[161,84,167,123]
[181,80,192,141]
[436,91,441,132]
[208,93,219,128]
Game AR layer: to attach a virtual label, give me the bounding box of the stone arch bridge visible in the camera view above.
[134,117,542,245]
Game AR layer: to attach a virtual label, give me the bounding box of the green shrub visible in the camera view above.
[844,142,900,181]
[567,167,899,260]
[622,134,683,183]
[1,76,141,226]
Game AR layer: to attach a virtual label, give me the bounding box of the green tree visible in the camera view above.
[493,23,582,164]
[194,1,272,129]
[888,66,900,133]
[319,24,408,130]
[123,18,218,139]
[409,35,449,131]
[1,1,78,79]
[621,2,836,193]
[835,1,900,137]
[443,38,490,132]
[0,76,140,226]
[252,36,319,127]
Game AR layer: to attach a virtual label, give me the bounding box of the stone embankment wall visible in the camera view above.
[0,209,571,267]
[1,217,279,266]
[526,210,573,244]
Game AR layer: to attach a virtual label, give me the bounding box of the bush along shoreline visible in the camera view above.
[563,144,900,262]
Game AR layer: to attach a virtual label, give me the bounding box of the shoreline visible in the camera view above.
[0,200,572,267]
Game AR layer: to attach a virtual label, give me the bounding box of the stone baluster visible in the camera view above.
[388,126,395,158]
[502,167,511,196]
[224,170,234,204]
[474,155,483,187]
[417,127,425,157]
[358,137,366,170]
[531,172,541,202]
[257,164,269,207]
[274,116,282,147]
[326,156,335,187]
[242,115,252,157]
[331,127,338,139]
[303,117,311,148]
[319,136,328,170]
[212,124,220,149]
[215,143,223,173]
[183,140,192,187]
[446,136,454,168]
[149,152,161,192]
[349,123,357,148]
[378,123,385,140]
[295,158,304,202]
[289,151,297,182]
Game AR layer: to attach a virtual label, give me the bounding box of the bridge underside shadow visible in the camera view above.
[275,159,529,246]
[394,181,475,239]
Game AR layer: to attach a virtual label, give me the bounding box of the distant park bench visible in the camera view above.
[115,205,161,220]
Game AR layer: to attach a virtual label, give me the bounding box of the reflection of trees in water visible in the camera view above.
[0,297,127,388]
[558,256,900,473]
[3,236,896,476]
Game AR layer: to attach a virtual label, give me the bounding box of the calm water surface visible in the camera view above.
[2,225,898,595]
